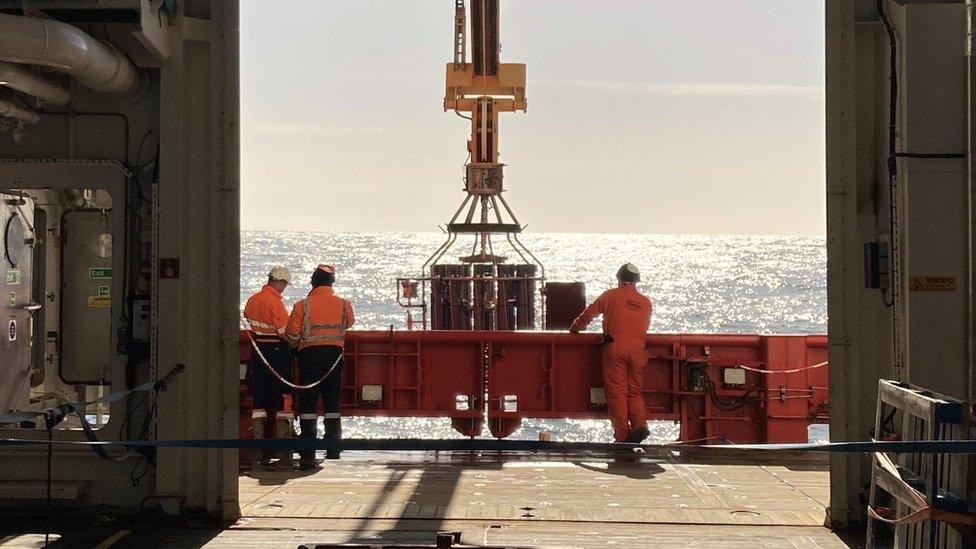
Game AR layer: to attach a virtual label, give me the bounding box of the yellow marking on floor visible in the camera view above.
[93,529,131,549]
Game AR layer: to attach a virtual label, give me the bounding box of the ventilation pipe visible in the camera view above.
[0,61,69,105]
[0,13,144,99]
[0,98,39,124]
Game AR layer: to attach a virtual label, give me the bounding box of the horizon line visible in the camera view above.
[239,228,826,239]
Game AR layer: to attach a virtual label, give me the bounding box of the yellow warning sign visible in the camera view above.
[909,276,956,292]
[87,296,112,308]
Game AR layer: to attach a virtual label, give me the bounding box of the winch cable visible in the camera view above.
[240,314,342,390]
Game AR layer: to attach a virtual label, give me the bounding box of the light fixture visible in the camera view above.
[501,395,517,412]
[361,384,383,402]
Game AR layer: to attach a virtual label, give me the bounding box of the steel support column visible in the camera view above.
[155,0,240,519]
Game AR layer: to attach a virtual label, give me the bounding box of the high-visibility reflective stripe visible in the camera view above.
[323,412,341,419]
[276,326,286,335]
[275,411,293,420]
[251,409,268,419]
[299,413,318,420]
[303,334,344,341]
[248,318,281,337]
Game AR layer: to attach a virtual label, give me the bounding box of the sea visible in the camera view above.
[241,231,827,443]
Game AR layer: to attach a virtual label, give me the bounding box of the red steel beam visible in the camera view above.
[240,330,829,446]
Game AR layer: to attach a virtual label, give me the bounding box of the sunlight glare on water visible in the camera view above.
[242,232,825,334]
[241,231,827,443]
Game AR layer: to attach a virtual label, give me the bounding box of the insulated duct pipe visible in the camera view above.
[0,98,39,123]
[0,13,144,99]
[0,61,69,105]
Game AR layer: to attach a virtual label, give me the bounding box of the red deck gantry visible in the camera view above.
[240,330,828,449]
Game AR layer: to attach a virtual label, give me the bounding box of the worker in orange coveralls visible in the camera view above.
[244,266,295,466]
[569,263,652,443]
[286,264,355,468]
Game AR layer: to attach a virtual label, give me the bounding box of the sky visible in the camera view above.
[240,1,825,235]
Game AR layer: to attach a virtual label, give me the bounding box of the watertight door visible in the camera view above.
[0,195,34,413]
[60,209,113,385]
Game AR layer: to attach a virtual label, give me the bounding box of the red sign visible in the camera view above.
[159,258,180,279]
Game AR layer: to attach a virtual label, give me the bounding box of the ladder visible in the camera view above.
[866,380,968,548]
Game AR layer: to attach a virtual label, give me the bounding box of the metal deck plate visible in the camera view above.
[228,451,849,548]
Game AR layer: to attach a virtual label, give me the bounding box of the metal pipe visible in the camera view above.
[497,194,521,226]
[0,61,68,105]
[512,233,544,280]
[421,232,456,274]
[446,194,472,225]
[0,98,39,123]
[0,13,144,98]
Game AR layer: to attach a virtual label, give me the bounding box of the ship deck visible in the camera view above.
[224,448,854,548]
[1,448,860,548]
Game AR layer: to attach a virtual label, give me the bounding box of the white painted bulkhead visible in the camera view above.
[826,0,974,530]
[0,1,240,517]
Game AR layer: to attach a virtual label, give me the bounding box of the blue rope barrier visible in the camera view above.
[0,436,974,454]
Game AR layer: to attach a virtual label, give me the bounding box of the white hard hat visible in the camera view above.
[269,266,292,284]
[616,263,640,283]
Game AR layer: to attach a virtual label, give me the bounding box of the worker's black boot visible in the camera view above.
[625,426,651,444]
[324,416,342,460]
[251,417,272,466]
[298,418,318,469]
[275,413,294,468]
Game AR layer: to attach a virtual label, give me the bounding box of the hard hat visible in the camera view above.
[269,266,292,284]
[616,263,640,283]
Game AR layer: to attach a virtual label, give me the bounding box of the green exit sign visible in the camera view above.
[89,268,112,279]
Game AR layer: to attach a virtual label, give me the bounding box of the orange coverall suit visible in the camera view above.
[285,286,355,460]
[570,285,652,442]
[243,284,292,420]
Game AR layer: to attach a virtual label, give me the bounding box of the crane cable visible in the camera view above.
[240,314,342,391]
